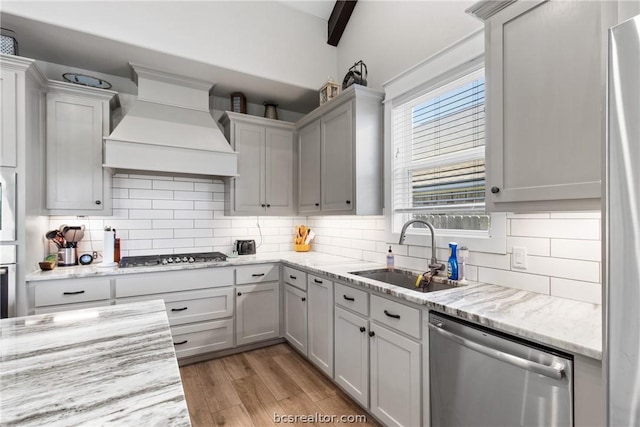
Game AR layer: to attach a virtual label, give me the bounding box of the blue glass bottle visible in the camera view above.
[448,242,459,280]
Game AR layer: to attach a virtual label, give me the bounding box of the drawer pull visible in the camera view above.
[343,295,355,302]
[252,273,265,277]
[359,326,366,333]
[63,290,85,295]
[171,307,188,312]
[289,275,297,280]
[384,310,401,319]
[174,340,188,346]
[314,279,323,284]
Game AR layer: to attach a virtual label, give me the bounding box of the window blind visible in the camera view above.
[392,69,489,231]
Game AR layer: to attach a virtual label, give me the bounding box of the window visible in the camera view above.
[391,68,490,236]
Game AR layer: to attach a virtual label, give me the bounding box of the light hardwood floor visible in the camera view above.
[179,343,380,427]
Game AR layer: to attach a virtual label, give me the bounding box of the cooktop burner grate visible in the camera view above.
[119,251,227,268]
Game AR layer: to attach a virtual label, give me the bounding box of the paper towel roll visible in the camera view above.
[102,230,116,266]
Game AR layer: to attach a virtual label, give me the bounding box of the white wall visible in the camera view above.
[3,1,337,91]
[337,1,482,90]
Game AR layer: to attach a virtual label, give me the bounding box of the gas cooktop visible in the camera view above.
[119,251,227,268]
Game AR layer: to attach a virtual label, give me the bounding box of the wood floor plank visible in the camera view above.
[209,404,255,427]
[179,364,216,427]
[197,357,242,412]
[273,351,338,402]
[315,393,381,427]
[243,348,304,401]
[277,392,333,427]
[232,374,284,426]
[222,353,256,380]
[254,342,291,358]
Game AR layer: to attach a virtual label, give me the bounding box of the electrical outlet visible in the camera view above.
[512,246,527,269]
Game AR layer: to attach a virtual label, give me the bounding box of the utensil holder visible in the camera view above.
[294,244,311,252]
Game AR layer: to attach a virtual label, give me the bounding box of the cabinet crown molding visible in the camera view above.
[466,0,519,21]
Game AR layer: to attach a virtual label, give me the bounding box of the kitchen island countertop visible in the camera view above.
[26,251,602,360]
[0,300,190,426]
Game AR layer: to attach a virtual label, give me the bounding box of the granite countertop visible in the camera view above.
[26,251,602,360]
[0,300,191,426]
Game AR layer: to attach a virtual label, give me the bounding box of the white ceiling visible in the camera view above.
[0,2,339,113]
[278,1,335,21]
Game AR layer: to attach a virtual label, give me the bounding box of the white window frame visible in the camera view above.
[383,29,506,255]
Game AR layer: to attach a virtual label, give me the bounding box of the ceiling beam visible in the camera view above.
[327,0,357,46]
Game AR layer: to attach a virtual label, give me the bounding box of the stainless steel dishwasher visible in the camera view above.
[429,312,573,427]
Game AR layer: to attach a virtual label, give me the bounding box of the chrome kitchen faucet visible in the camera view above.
[398,219,445,275]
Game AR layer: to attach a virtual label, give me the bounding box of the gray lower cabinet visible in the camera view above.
[307,274,334,376]
[45,81,117,215]
[31,277,111,314]
[334,288,422,427]
[235,282,280,345]
[220,112,295,216]
[115,268,235,359]
[474,0,617,211]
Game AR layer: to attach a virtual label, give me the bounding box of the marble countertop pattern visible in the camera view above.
[25,251,602,360]
[0,300,191,426]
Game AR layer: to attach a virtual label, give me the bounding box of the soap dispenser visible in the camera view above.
[386,246,395,271]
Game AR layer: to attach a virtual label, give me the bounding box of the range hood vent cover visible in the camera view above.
[104,64,237,177]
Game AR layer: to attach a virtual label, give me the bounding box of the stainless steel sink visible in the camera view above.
[349,268,456,293]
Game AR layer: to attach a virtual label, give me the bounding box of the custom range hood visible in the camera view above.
[104,64,237,177]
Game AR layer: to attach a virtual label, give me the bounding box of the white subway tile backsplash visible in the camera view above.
[174,191,213,201]
[153,238,194,249]
[550,278,602,304]
[174,210,213,220]
[511,219,600,240]
[174,229,213,238]
[50,172,603,305]
[551,239,601,262]
[152,200,194,210]
[477,268,550,294]
[153,220,193,229]
[153,180,194,191]
[129,189,173,200]
[526,255,600,283]
[112,178,152,189]
[129,210,173,219]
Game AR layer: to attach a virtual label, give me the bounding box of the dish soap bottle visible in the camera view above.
[386,246,395,271]
[448,242,459,280]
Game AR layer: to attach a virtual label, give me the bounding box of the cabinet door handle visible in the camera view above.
[266,204,271,208]
[252,273,265,277]
[491,186,500,194]
[237,292,242,296]
[174,340,188,346]
[63,290,85,295]
[343,295,355,302]
[171,307,188,312]
[346,200,351,204]
[314,279,323,284]
[301,297,306,302]
[289,275,297,280]
[384,310,401,319]
[315,203,320,207]
[261,204,266,207]
[95,200,101,205]
[368,331,375,337]
[359,326,366,333]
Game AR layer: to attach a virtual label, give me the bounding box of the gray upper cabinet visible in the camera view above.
[45,81,117,215]
[473,0,616,211]
[220,112,295,216]
[298,120,321,213]
[296,85,383,215]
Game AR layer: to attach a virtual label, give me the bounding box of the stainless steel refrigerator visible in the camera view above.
[606,14,640,427]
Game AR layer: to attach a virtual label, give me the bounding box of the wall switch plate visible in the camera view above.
[512,246,527,269]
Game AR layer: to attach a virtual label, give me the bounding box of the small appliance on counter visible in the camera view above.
[45,225,85,267]
[234,240,256,255]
